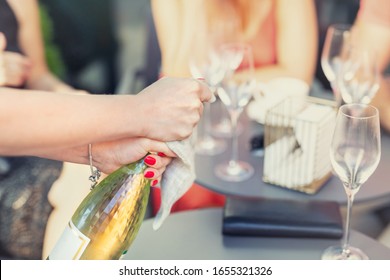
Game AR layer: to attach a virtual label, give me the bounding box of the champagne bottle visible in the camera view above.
[48,157,151,260]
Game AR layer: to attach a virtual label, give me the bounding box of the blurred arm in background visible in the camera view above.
[353,0,390,131]
[2,0,84,93]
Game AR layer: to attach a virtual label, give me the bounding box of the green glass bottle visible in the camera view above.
[48,157,151,260]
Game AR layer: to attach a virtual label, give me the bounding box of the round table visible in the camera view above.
[123,209,390,260]
[195,110,390,208]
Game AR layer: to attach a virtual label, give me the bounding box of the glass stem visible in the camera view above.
[331,82,342,107]
[342,186,356,257]
[217,98,230,126]
[202,102,212,140]
[229,112,240,167]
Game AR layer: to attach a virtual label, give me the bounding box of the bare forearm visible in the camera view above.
[35,145,89,166]
[0,88,142,155]
[0,77,211,156]
[371,77,390,132]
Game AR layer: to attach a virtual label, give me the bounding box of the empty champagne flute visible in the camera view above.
[338,47,379,104]
[189,47,227,155]
[207,11,242,138]
[322,104,381,260]
[215,44,256,182]
[321,24,352,106]
[212,43,245,137]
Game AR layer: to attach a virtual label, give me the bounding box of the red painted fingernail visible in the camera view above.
[157,152,166,157]
[151,180,158,186]
[197,78,205,81]
[144,171,155,178]
[144,156,156,165]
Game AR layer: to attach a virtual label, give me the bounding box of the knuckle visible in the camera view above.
[140,137,151,148]
[178,129,190,139]
[190,79,202,92]
[189,112,200,123]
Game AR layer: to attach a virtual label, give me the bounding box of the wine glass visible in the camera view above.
[215,44,256,182]
[211,43,245,138]
[338,47,379,104]
[189,46,227,155]
[322,103,381,260]
[213,42,245,137]
[321,24,352,106]
[206,10,242,138]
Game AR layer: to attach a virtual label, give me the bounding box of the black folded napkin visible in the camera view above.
[222,197,343,239]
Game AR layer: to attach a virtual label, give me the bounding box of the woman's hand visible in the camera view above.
[0,44,31,87]
[25,137,176,187]
[92,137,177,186]
[135,77,212,142]
[0,51,31,87]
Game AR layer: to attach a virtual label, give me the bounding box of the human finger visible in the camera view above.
[4,52,31,68]
[144,154,172,169]
[195,78,214,103]
[4,54,30,86]
[143,166,166,181]
[150,177,161,188]
[141,139,177,158]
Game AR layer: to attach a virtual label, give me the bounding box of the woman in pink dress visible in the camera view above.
[151,0,319,214]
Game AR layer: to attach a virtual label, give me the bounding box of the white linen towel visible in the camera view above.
[152,139,195,230]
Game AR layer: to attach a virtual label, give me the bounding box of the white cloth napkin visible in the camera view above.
[152,139,195,230]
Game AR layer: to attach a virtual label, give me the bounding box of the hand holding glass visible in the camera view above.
[322,104,381,260]
[338,47,379,104]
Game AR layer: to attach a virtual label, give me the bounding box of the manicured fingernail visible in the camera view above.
[197,78,205,81]
[151,180,158,186]
[157,152,166,157]
[144,171,154,178]
[144,156,156,165]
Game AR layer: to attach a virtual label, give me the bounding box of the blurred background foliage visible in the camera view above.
[39,3,67,79]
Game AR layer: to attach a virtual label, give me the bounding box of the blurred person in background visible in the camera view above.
[151,0,318,213]
[153,0,317,84]
[0,0,85,93]
[0,0,90,260]
[351,0,390,246]
[353,0,390,132]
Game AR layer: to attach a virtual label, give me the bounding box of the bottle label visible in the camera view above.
[48,220,90,260]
